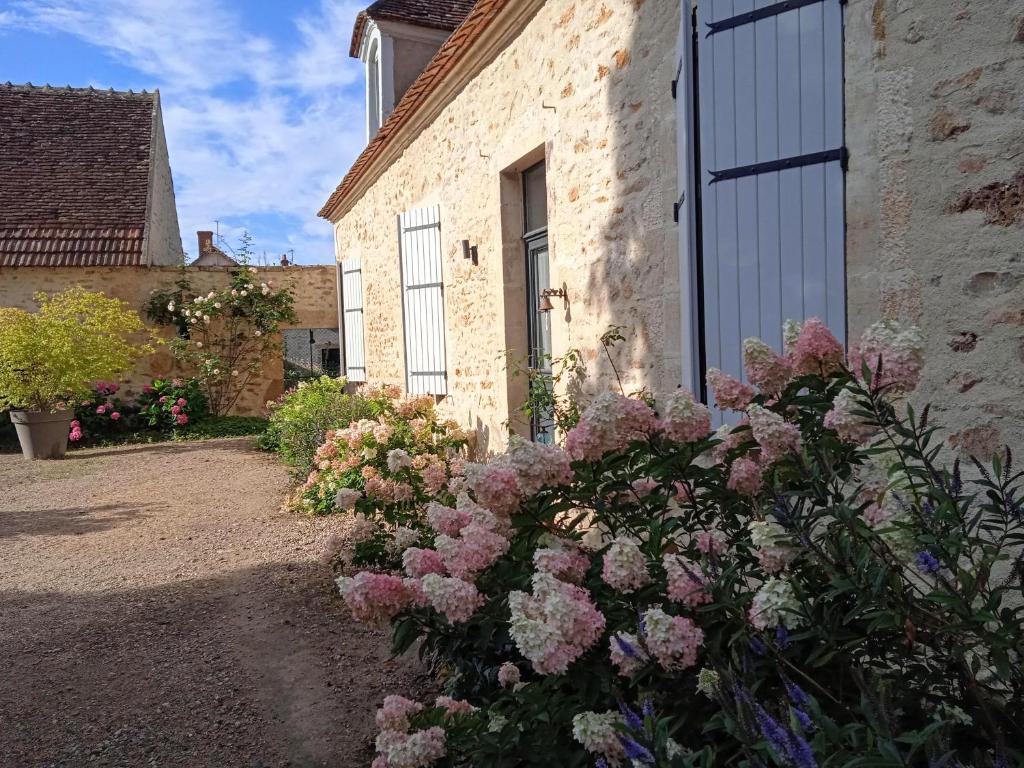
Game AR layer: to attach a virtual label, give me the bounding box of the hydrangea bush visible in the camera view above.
[330,318,1024,768]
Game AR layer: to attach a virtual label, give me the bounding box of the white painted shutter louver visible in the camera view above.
[340,258,367,382]
[398,206,447,395]
[695,0,846,413]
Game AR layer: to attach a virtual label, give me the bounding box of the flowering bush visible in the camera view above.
[155,267,295,415]
[328,317,1024,768]
[300,386,468,569]
[135,378,209,430]
[69,381,135,442]
[260,376,377,475]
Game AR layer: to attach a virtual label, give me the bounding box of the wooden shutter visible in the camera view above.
[695,0,846,410]
[340,258,367,382]
[398,206,447,395]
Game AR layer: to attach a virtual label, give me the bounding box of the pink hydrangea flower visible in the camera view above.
[696,529,728,556]
[175,414,189,425]
[788,318,845,375]
[425,501,472,537]
[335,487,361,511]
[176,398,187,407]
[508,572,606,674]
[706,367,756,411]
[497,662,521,688]
[727,456,763,496]
[142,384,154,394]
[504,436,574,496]
[434,696,475,717]
[823,386,877,444]
[533,540,590,583]
[463,462,520,516]
[743,338,794,395]
[564,392,658,461]
[171,405,181,415]
[642,607,704,670]
[374,727,446,768]
[434,522,509,580]
[419,460,448,497]
[747,405,801,465]
[749,520,797,573]
[601,536,651,593]
[660,389,711,443]
[663,554,711,607]
[95,405,106,415]
[376,695,424,732]
[336,572,413,625]
[848,320,924,394]
[109,411,121,421]
[159,396,168,404]
[420,574,484,623]
[572,711,625,764]
[402,548,447,578]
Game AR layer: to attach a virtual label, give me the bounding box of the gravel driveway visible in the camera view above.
[0,438,425,768]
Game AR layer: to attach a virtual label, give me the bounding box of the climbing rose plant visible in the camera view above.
[162,268,295,415]
[323,317,1024,768]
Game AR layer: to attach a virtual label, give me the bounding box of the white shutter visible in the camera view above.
[340,258,367,382]
[398,206,447,395]
[695,0,846,410]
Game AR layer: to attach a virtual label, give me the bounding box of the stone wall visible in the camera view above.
[0,265,338,415]
[333,0,682,454]
[845,0,1024,457]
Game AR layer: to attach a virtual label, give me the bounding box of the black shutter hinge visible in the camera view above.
[671,78,678,99]
[673,192,685,223]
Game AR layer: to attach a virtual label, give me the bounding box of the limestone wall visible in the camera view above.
[845,0,1024,457]
[0,265,338,415]
[333,0,682,454]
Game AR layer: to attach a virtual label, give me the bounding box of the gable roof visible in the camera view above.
[0,83,158,267]
[350,0,477,58]
[323,0,523,221]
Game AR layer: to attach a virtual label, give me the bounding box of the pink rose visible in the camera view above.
[108,383,119,394]
[176,398,187,407]
[70,420,80,428]
[176,414,189,425]
[171,405,181,414]
[96,405,106,414]
[110,412,121,421]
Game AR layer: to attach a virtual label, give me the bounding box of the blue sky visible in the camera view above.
[0,0,369,264]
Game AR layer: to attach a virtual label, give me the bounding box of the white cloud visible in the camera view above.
[7,0,367,263]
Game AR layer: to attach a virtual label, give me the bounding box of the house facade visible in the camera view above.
[322,0,1024,457]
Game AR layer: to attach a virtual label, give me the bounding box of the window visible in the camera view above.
[367,40,382,138]
[398,206,447,395]
[523,162,554,443]
[339,258,367,382]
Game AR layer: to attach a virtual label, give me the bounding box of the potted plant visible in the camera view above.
[0,287,152,459]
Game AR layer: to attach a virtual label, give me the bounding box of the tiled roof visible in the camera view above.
[323,0,506,220]
[350,0,477,57]
[0,83,157,267]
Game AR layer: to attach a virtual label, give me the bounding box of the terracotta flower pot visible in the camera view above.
[9,409,73,460]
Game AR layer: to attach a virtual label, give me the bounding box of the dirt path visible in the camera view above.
[0,439,426,768]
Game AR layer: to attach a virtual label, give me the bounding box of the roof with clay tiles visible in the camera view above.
[349,0,477,57]
[0,83,158,267]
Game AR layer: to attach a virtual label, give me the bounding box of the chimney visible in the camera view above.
[197,231,214,254]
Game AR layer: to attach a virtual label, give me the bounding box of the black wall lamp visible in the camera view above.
[461,239,479,266]
[538,285,569,313]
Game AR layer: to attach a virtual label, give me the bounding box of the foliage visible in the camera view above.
[260,376,377,475]
[156,258,295,416]
[505,346,586,437]
[173,415,268,440]
[297,385,468,534]
[0,287,153,412]
[69,382,137,444]
[135,378,209,430]
[144,271,192,334]
[328,318,1024,768]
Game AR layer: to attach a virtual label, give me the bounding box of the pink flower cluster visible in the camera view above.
[497,662,521,688]
[642,607,704,671]
[336,572,418,625]
[534,539,590,583]
[727,456,763,496]
[747,405,802,465]
[463,462,520,516]
[706,367,756,411]
[787,318,845,375]
[508,572,606,674]
[402,547,446,578]
[425,500,472,537]
[376,695,423,732]
[848,320,924,394]
[68,420,83,442]
[663,554,711,607]
[743,338,794,395]
[601,536,651,593]
[609,630,649,676]
[823,386,877,444]
[660,389,711,443]
[564,392,658,461]
[504,436,574,496]
[696,528,728,556]
[434,519,509,580]
[419,574,484,623]
[374,727,446,768]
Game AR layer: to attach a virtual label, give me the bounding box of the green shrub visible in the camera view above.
[261,376,376,474]
[135,378,209,430]
[175,415,268,440]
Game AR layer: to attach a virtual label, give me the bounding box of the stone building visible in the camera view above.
[0,83,183,267]
[322,0,1024,456]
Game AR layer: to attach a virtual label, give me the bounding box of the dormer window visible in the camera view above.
[350,1,476,144]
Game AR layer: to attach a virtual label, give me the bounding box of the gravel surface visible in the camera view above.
[0,439,427,767]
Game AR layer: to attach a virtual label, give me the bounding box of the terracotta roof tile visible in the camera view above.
[350,0,477,57]
[323,0,506,220]
[0,83,156,266]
